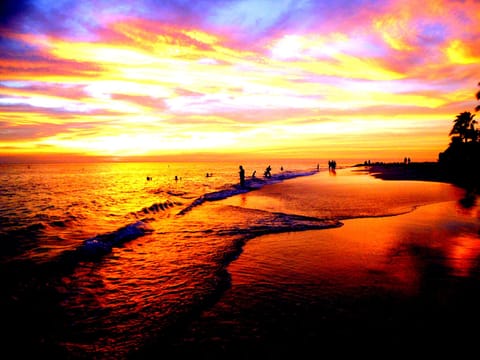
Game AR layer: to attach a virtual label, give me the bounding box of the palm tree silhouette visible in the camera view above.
[476,82,480,112]
[449,111,478,143]
[439,82,480,192]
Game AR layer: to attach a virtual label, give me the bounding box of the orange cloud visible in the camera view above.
[1,0,479,162]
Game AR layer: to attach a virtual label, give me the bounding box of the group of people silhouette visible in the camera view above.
[328,160,337,171]
[238,164,275,187]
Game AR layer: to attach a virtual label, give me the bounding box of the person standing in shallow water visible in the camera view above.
[264,165,272,178]
[239,165,245,187]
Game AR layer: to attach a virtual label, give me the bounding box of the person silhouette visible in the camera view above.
[264,165,272,178]
[239,165,246,187]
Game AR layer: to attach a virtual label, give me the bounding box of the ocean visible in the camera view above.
[0,160,476,358]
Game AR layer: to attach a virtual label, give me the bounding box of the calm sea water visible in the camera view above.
[0,161,472,358]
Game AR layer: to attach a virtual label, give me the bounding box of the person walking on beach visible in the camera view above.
[239,165,246,187]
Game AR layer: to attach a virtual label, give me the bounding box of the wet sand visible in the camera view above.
[135,169,479,359]
[155,200,479,358]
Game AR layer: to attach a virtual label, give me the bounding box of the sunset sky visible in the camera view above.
[1,0,479,163]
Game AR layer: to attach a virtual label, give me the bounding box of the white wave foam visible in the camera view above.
[79,221,154,258]
[177,169,318,215]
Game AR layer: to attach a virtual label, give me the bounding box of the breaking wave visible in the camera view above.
[77,220,155,259]
[177,169,318,215]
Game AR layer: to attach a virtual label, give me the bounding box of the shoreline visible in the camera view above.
[359,161,478,207]
[356,161,479,196]
[133,168,479,358]
[140,199,480,358]
[354,161,446,182]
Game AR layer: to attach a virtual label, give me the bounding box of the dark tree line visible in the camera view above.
[438,82,480,192]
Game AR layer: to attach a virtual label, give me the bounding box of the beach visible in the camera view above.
[1,162,478,359]
[132,165,479,358]
[3,0,480,358]
[175,204,478,357]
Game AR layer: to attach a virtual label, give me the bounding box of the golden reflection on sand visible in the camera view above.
[228,200,479,298]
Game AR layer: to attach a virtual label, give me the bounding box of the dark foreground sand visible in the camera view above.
[135,166,479,359]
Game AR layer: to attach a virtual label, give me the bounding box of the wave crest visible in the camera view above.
[177,169,317,216]
[78,221,154,259]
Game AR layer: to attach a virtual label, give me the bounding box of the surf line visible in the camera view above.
[176,169,318,216]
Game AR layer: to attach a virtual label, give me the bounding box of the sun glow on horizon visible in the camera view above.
[1,0,479,162]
